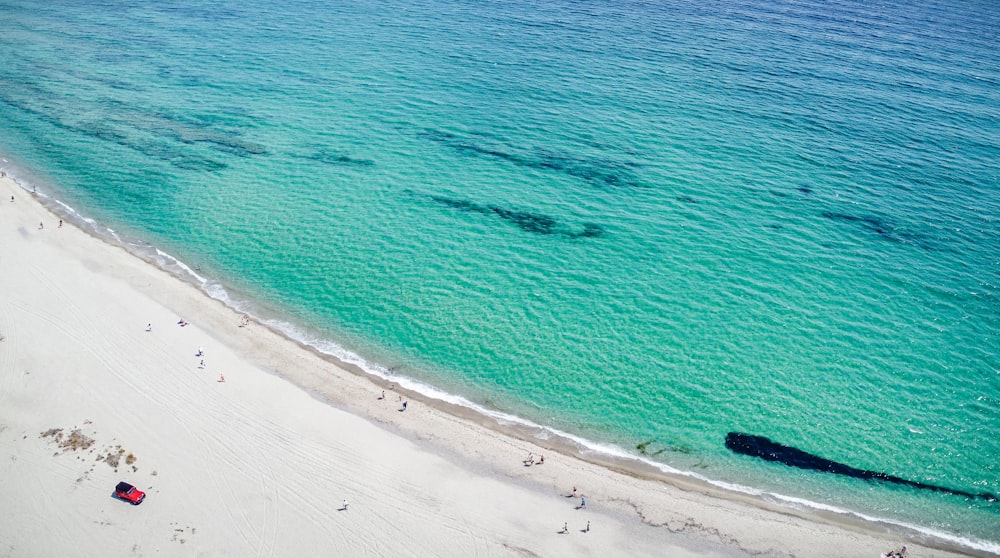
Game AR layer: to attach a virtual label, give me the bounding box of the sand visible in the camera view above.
[0,176,983,557]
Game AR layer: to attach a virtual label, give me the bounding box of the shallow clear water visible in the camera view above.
[1,0,997,549]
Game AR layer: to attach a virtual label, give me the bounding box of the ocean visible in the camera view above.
[0,0,997,550]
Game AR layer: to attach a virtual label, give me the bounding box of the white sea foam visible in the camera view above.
[151,248,208,285]
[763,492,1000,555]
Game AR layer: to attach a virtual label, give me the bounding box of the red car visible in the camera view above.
[114,481,145,505]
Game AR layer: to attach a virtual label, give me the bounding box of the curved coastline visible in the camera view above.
[3,164,996,557]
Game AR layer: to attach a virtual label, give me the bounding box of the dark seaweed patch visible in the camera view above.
[822,211,896,240]
[62,64,147,93]
[0,71,266,170]
[182,136,267,157]
[138,110,266,157]
[822,211,935,250]
[428,195,603,239]
[489,206,557,234]
[798,185,814,194]
[76,120,129,143]
[0,90,230,172]
[302,149,376,167]
[168,156,228,172]
[676,195,698,204]
[432,196,479,212]
[727,433,998,502]
[422,129,643,189]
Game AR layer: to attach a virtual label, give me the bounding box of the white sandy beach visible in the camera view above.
[0,175,981,557]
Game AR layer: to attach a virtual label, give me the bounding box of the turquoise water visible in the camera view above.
[1,0,998,549]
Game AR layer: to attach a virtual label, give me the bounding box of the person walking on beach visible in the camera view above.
[38,221,43,230]
[584,521,590,533]
[145,323,152,332]
[579,497,587,509]
[342,499,349,511]
[58,219,62,228]
[560,522,568,534]
[400,401,408,411]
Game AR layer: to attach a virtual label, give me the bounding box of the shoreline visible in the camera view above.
[1,173,993,557]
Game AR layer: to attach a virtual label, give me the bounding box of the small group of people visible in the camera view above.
[556,485,590,535]
[523,452,544,466]
[36,219,63,229]
[376,388,408,412]
[559,520,590,534]
[881,546,906,558]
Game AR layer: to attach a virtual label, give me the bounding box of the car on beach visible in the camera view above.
[113,481,145,505]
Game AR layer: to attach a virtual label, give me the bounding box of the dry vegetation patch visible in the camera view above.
[40,428,96,452]
[101,446,126,469]
[40,425,138,472]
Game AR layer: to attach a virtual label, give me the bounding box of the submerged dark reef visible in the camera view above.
[0,77,264,172]
[422,129,643,189]
[293,147,376,168]
[822,211,897,240]
[726,433,998,502]
[821,211,938,250]
[428,194,603,239]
